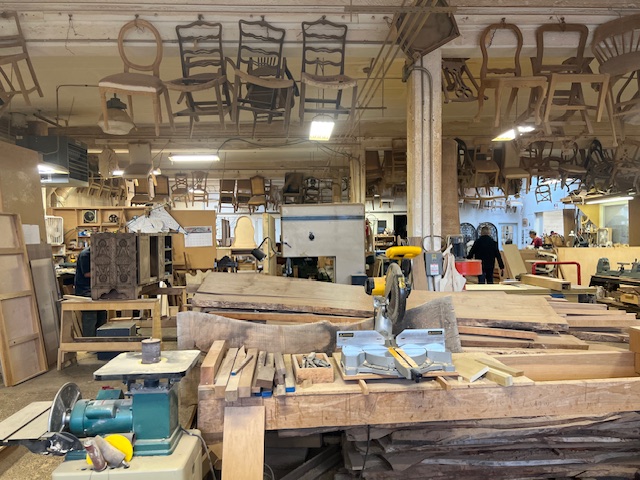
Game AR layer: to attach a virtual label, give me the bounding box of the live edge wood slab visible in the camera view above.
[197,348,640,442]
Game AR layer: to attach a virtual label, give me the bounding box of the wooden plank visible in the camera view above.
[502,244,527,277]
[565,316,640,328]
[520,274,570,291]
[0,402,50,441]
[274,352,286,384]
[29,257,60,367]
[461,333,589,350]
[221,406,265,480]
[452,355,489,382]
[214,348,238,398]
[251,351,267,394]
[498,351,637,381]
[283,354,296,393]
[225,347,246,402]
[457,325,537,340]
[206,310,362,324]
[484,367,513,387]
[238,348,259,398]
[200,340,228,386]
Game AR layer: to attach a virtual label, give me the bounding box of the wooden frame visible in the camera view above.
[0,213,47,386]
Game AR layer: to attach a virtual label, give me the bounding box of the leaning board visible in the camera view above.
[0,214,48,386]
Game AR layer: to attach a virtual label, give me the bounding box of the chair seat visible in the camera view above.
[503,167,530,179]
[558,165,587,174]
[248,195,266,204]
[99,72,165,93]
[301,72,358,89]
[474,159,500,173]
[599,52,640,77]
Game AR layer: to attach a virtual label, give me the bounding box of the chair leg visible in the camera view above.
[163,89,175,132]
[152,96,161,136]
[298,81,306,125]
[474,84,486,122]
[214,82,225,128]
[128,95,135,121]
[12,61,31,105]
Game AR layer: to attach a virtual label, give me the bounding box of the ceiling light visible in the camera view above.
[152,168,161,175]
[492,125,535,142]
[112,169,124,176]
[309,119,335,141]
[585,195,634,205]
[97,95,135,136]
[169,154,220,162]
[38,163,69,175]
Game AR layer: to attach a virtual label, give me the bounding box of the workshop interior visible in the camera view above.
[3,1,640,479]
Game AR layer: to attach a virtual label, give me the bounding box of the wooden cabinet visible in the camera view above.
[91,232,173,300]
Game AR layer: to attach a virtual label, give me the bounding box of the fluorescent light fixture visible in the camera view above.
[38,163,69,175]
[585,195,634,205]
[152,168,161,175]
[112,169,124,176]
[169,154,219,162]
[492,125,535,142]
[309,119,335,141]
[97,95,135,135]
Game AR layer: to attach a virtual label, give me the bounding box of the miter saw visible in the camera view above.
[337,246,455,382]
[0,343,204,479]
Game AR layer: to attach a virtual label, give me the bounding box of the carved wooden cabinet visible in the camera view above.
[91,232,173,300]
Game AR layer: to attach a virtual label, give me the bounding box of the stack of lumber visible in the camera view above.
[200,340,297,401]
[342,412,640,479]
[547,298,640,343]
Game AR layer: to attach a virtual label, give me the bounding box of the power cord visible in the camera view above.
[263,462,275,480]
[357,424,371,478]
[181,428,217,480]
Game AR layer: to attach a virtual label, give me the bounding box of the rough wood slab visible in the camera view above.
[457,326,537,340]
[191,274,568,333]
[222,406,265,480]
[520,274,570,291]
[461,333,589,350]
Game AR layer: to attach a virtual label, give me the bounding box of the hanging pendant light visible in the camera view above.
[97,95,135,135]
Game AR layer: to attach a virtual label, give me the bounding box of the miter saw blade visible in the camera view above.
[48,382,82,433]
[385,262,408,324]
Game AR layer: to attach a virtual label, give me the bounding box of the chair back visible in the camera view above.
[592,14,640,75]
[0,11,27,53]
[532,23,589,74]
[118,18,163,76]
[236,179,252,202]
[192,170,208,191]
[250,175,266,196]
[155,175,170,195]
[173,173,189,192]
[479,21,524,79]
[176,20,225,78]
[134,177,150,195]
[236,19,286,78]
[301,18,348,77]
[283,172,304,194]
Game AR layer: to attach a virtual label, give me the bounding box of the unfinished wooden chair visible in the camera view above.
[592,14,640,143]
[474,21,547,128]
[298,17,357,125]
[235,179,252,211]
[191,170,209,206]
[171,173,190,207]
[0,12,43,107]
[248,175,267,213]
[165,20,232,137]
[502,167,531,196]
[98,18,174,137]
[442,58,480,103]
[227,19,295,136]
[130,176,152,205]
[218,179,237,212]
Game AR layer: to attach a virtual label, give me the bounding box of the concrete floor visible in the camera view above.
[0,332,183,479]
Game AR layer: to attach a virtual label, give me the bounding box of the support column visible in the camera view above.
[350,143,366,204]
[406,49,442,251]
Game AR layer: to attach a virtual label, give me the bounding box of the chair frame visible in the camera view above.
[98,18,174,136]
[298,17,358,125]
[191,170,209,206]
[218,178,237,212]
[165,20,232,137]
[171,172,190,207]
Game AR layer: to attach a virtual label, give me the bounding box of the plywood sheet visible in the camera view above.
[170,210,216,270]
[502,244,527,277]
[30,258,60,366]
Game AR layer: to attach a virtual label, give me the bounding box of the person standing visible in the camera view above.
[467,226,505,284]
[74,246,107,337]
[529,230,543,248]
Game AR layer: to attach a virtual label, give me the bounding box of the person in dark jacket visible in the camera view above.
[74,247,107,337]
[467,226,505,284]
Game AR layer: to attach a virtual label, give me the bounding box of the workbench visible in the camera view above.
[57,297,161,370]
[197,347,640,442]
